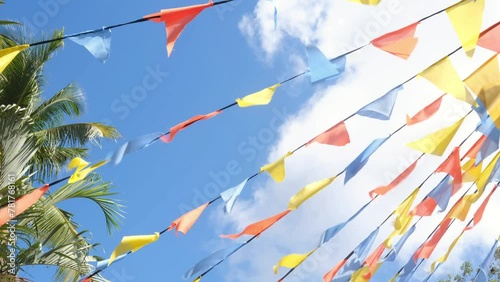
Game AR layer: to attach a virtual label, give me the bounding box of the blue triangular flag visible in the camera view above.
[477,116,500,144]
[319,201,372,246]
[107,132,161,165]
[344,137,389,184]
[357,85,403,120]
[398,256,422,282]
[427,175,453,212]
[220,178,248,213]
[183,243,244,280]
[69,29,112,63]
[385,225,416,262]
[476,136,499,165]
[477,240,499,282]
[306,45,346,84]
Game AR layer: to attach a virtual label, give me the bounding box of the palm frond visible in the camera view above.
[34,122,121,148]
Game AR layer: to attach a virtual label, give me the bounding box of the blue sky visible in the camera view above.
[2,0,500,282]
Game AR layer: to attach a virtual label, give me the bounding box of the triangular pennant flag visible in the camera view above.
[435,147,462,183]
[260,151,293,182]
[406,116,465,156]
[183,243,244,280]
[477,22,500,53]
[465,185,497,231]
[220,210,290,239]
[465,55,500,127]
[385,188,419,248]
[477,116,500,144]
[475,136,499,165]
[352,263,383,282]
[419,56,471,104]
[465,135,487,160]
[369,159,418,199]
[409,197,438,217]
[475,151,500,200]
[406,95,445,126]
[220,178,248,213]
[69,29,112,63]
[414,217,453,261]
[108,132,161,165]
[236,84,281,107]
[307,121,350,147]
[0,44,29,73]
[399,256,421,282]
[94,253,128,272]
[323,259,347,282]
[447,194,474,221]
[427,175,454,212]
[320,200,372,246]
[0,184,49,227]
[161,110,221,143]
[169,203,209,235]
[288,177,336,210]
[306,45,346,84]
[356,85,403,120]
[108,232,160,265]
[68,157,107,184]
[145,1,214,57]
[273,250,314,274]
[345,137,389,184]
[362,243,385,278]
[371,22,419,59]
[446,0,486,57]
[385,225,416,261]
[476,239,499,282]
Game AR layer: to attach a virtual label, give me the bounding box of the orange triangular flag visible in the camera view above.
[160,110,221,143]
[369,159,418,199]
[414,217,453,261]
[435,147,462,183]
[307,121,350,147]
[0,184,50,227]
[145,1,214,57]
[406,95,444,125]
[371,22,419,59]
[168,202,209,235]
[363,243,386,278]
[478,22,500,53]
[220,210,290,239]
[323,259,347,282]
[465,185,497,230]
[465,135,487,159]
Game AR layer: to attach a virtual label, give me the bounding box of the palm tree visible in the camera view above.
[0,26,124,281]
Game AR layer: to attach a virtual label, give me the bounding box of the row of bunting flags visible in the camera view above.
[2,0,500,281]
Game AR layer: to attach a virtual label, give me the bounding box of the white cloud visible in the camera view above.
[211,1,500,281]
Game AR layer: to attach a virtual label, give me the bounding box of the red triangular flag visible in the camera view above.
[0,184,50,227]
[410,197,438,217]
[465,185,497,230]
[323,259,347,282]
[363,242,386,278]
[145,1,214,56]
[369,159,418,199]
[371,22,420,59]
[307,121,350,147]
[406,94,444,125]
[464,135,487,159]
[160,110,221,143]
[477,22,500,53]
[220,210,290,239]
[413,217,452,261]
[435,147,462,184]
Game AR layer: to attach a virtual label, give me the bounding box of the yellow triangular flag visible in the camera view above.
[430,232,463,272]
[406,116,465,156]
[351,263,383,282]
[419,57,472,104]
[0,44,29,73]
[193,277,201,282]
[288,177,336,210]
[108,232,160,265]
[68,157,107,183]
[464,55,500,128]
[474,151,500,201]
[260,152,293,182]
[385,188,419,248]
[236,84,281,107]
[446,0,486,57]
[273,249,314,274]
[448,194,474,221]
[462,160,482,182]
